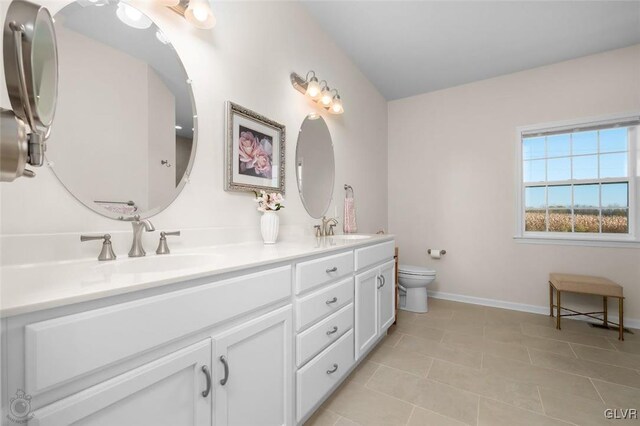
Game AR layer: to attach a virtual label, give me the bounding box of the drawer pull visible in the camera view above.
[326,326,339,335]
[219,355,229,386]
[201,365,212,397]
[377,275,384,289]
[326,266,338,273]
[326,363,339,374]
[326,297,338,305]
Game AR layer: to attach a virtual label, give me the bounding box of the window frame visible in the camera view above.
[515,112,640,247]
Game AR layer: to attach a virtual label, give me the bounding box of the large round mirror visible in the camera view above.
[296,115,335,218]
[47,0,196,219]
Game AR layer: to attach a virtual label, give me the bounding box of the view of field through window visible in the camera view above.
[522,127,630,235]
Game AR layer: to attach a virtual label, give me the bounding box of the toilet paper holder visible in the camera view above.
[427,249,446,256]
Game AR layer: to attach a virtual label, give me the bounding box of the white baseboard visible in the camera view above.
[428,290,640,330]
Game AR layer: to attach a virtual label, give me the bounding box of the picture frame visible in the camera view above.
[225,101,286,194]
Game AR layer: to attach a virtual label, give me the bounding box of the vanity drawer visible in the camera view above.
[355,241,395,271]
[296,277,353,331]
[295,251,354,294]
[296,329,354,423]
[296,303,353,367]
[24,266,291,394]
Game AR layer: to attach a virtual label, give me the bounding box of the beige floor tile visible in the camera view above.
[397,334,482,369]
[382,328,404,348]
[366,365,479,425]
[572,343,640,370]
[346,360,379,385]
[478,398,571,426]
[368,343,434,376]
[442,331,531,363]
[407,407,468,426]
[484,328,576,357]
[397,310,419,324]
[521,323,616,349]
[395,321,447,342]
[484,308,556,328]
[324,381,413,426]
[304,408,341,426]
[451,309,487,323]
[592,379,640,407]
[428,359,543,413]
[417,305,455,320]
[413,316,485,337]
[483,354,602,400]
[334,417,361,426]
[530,349,640,389]
[608,340,640,356]
[538,387,610,426]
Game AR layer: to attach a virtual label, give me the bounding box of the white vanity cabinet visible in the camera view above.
[354,242,396,360]
[30,339,213,426]
[213,306,292,426]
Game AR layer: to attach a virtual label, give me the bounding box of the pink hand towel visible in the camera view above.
[343,197,358,234]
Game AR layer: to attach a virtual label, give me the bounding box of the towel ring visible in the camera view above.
[344,184,354,198]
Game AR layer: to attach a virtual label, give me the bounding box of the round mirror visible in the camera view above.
[3,0,58,133]
[47,0,196,219]
[295,115,335,218]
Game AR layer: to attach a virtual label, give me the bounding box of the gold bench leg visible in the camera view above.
[603,296,608,328]
[556,290,561,330]
[619,298,624,341]
[549,283,554,317]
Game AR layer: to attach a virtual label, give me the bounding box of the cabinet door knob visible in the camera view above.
[201,365,211,397]
[326,363,339,374]
[326,326,338,335]
[377,275,384,289]
[219,355,229,386]
[326,297,338,305]
[326,266,338,273]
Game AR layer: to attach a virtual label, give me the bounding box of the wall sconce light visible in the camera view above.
[290,70,344,115]
[167,0,216,29]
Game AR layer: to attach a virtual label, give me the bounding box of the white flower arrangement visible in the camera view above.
[254,190,285,212]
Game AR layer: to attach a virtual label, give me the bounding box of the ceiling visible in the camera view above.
[302,1,640,100]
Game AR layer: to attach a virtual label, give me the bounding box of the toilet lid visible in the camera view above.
[399,264,436,276]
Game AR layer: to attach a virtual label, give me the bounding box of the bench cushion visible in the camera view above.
[549,273,623,298]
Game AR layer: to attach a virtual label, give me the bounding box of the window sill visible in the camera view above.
[513,235,640,248]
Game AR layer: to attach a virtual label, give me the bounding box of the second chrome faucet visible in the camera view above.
[126,215,155,257]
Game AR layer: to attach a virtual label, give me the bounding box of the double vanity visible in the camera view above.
[1,235,396,425]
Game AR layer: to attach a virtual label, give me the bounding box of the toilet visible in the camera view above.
[398,264,436,313]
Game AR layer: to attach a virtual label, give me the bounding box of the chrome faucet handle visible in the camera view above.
[314,225,322,238]
[81,234,116,261]
[156,231,181,255]
[328,224,336,236]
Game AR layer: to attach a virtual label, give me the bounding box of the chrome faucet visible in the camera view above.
[125,215,155,257]
[317,216,338,237]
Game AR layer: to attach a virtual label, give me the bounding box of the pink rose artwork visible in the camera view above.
[238,125,273,179]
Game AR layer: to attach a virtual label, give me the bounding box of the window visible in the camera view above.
[517,115,639,244]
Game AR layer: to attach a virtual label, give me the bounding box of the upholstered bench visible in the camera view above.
[549,273,624,341]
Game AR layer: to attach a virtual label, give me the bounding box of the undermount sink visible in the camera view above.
[331,234,372,240]
[96,253,220,275]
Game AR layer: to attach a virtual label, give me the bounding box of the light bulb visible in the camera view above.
[116,3,152,29]
[306,77,320,99]
[185,0,216,29]
[330,95,343,114]
[320,87,332,106]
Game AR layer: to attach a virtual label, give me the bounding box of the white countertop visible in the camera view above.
[0,234,394,318]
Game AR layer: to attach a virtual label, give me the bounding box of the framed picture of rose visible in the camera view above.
[225,102,286,194]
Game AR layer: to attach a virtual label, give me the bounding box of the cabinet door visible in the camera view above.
[214,306,292,426]
[30,339,212,426]
[378,260,396,333]
[355,268,378,360]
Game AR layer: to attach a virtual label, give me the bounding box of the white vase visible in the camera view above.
[260,211,279,244]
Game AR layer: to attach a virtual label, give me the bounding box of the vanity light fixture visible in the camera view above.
[290,71,344,115]
[167,0,216,30]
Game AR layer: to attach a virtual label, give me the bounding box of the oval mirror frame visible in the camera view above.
[295,115,335,219]
[47,0,198,221]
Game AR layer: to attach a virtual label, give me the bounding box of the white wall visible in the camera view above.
[389,45,640,322]
[0,1,388,251]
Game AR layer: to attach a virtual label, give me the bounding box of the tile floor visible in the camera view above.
[305,298,640,426]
